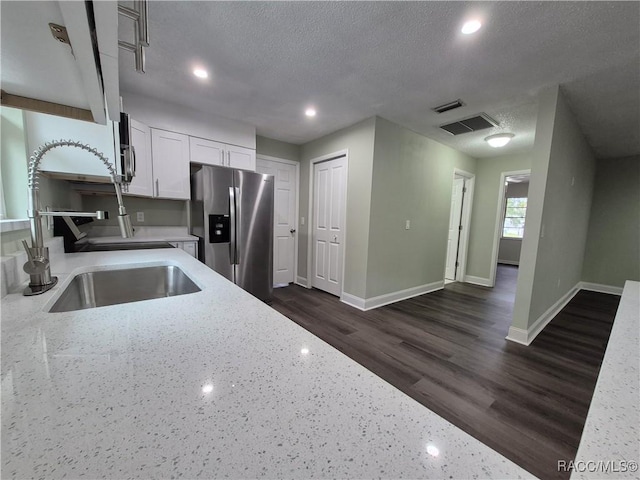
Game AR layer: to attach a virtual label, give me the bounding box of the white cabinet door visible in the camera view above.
[25,111,118,177]
[151,129,190,200]
[182,241,197,258]
[227,145,256,171]
[126,119,154,197]
[189,137,225,166]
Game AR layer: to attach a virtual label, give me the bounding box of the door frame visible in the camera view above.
[306,149,349,296]
[449,168,475,283]
[256,154,300,287]
[489,169,531,287]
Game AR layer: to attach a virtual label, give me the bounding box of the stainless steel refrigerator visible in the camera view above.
[191,165,274,302]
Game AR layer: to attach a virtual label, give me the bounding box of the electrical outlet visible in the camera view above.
[405,220,411,230]
[137,212,145,222]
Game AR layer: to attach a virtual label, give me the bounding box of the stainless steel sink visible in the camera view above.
[49,265,201,313]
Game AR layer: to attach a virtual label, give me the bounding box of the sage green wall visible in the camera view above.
[299,117,376,297]
[582,155,640,287]
[1,107,81,255]
[365,117,476,298]
[81,195,188,228]
[513,86,596,331]
[465,153,532,279]
[256,135,301,161]
[1,106,29,219]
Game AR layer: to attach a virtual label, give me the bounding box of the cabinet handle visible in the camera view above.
[220,150,224,166]
[227,150,230,166]
[155,179,159,197]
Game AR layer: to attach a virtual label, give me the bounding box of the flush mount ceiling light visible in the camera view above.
[461,19,482,34]
[485,133,515,148]
[193,68,208,79]
[305,107,317,117]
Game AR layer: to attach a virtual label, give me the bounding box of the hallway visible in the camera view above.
[271,266,620,479]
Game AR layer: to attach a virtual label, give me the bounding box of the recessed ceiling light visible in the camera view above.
[193,68,208,79]
[461,20,482,35]
[426,445,440,457]
[485,133,515,148]
[305,108,317,117]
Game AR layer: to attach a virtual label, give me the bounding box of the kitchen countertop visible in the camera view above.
[1,249,533,479]
[570,281,640,479]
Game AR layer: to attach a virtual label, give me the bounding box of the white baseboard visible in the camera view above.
[340,281,444,311]
[506,282,581,346]
[498,260,519,266]
[464,275,493,287]
[579,282,623,296]
[295,276,310,288]
[340,292,366,311]
[505,326,529,345]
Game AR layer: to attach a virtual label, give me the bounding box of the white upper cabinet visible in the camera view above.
[190,136,257,171]
[189,137,225,166]
[24,111,118,178]
[0,1,119,124]
[151,129,190,200]
[126,119,153,197]
[226,145,256,171]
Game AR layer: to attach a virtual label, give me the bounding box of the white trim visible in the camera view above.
[256,155,300,287]
[341,292,366,311]
[497,260,520,266]
[295,276,310,288]
[0,219,30,233]
[579,282,623,296]
[505,327,529,345]
[489,169,531,287]
[450,169,475,283]
[463,275,492,287]
[506,282,581,346]
[307,149,349,297]
[340,281,444,311]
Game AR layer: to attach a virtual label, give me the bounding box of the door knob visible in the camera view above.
[290,228,296,234]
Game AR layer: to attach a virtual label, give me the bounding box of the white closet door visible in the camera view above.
[312,156,347,296]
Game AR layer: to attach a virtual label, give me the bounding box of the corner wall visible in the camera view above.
[465,153,532,280]
[365,117,476,299]
[511,86,596,341]
[582,155,640,288]
[299,117,376,297]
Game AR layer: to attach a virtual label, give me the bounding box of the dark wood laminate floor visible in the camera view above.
[271,265,620,480]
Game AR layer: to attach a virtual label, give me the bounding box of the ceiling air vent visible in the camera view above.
[440,113,499,135]
[432,99,465,114]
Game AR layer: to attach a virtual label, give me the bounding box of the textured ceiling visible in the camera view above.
[119,1,640,159]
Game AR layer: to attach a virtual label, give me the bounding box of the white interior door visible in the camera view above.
[312,157,347,296]
[445,177,465,280]
[256,158,297,286]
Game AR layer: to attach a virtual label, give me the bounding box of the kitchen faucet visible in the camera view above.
[23,139,134,296]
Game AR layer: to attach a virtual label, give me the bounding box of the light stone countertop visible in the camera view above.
[1,249,534,479]
[571,281,640,479]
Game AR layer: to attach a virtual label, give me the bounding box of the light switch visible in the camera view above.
[405,220,411,230]
[137,212,145,222]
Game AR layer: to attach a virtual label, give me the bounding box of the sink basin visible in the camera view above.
[49,265,201,312]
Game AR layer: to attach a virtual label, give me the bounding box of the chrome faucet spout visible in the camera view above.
[23,140,133,296]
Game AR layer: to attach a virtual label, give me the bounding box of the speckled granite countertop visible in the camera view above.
[571,281,640,479]
[1,249,534,479]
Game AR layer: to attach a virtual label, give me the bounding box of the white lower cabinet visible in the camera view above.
[170,241,198,258]
[150,129,190,200]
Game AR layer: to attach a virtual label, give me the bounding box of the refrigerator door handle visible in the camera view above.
[233,186,240,264]
[229,186,237,265]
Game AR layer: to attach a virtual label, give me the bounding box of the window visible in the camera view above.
[502,197,527,238]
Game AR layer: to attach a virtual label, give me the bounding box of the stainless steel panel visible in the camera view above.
[192,166,234,282]
[49,266,201,312]
[234,169,274,302]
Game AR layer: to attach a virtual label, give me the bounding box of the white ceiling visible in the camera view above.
[119,1,640,159]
